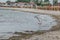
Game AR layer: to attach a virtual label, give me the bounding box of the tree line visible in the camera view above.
[15,0,31,2]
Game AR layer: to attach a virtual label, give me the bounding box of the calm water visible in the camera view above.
[0,10,57,32]
[0,9,57,39]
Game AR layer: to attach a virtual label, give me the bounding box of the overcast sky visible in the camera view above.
[0,0,60,3]
[0,0,16,2]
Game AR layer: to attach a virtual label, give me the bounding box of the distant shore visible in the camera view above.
[0,7,60,16]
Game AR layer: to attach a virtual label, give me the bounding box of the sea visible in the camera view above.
[0,9,57,39]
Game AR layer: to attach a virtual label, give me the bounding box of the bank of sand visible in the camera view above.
[0,7,60,15]
[24,30,60,40]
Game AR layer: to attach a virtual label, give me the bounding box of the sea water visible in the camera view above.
[0,9,57,39]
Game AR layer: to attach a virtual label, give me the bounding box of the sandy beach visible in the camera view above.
[0,7,60,16]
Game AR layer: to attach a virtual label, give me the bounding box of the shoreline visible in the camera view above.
[0,7,60,40]
[0,7,60,16]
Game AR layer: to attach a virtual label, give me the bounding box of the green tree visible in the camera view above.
[44,0,49,2]
[34,0,43,6]
[15,0,30,2]
[6,0,11,5]
[53,0,58,5]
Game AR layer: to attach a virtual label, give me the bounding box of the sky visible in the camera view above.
[0,0,16,2]
[0,0,60,3]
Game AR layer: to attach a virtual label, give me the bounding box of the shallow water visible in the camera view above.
[0,10,57,32]
[0,9,57,39]
[0,32,19,39]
